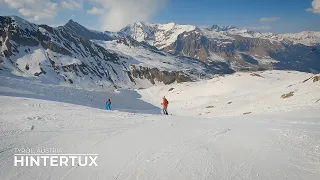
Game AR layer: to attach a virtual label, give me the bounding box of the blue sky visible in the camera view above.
[0,0,319,33]
[154,0,320,33]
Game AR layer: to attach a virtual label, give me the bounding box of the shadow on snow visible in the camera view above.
[0,75,161,114]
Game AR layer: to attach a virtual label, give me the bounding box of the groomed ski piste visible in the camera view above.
[0,70,320,180]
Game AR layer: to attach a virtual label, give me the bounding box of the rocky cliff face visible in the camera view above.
[0,16,229,89]
[164,29,320,72]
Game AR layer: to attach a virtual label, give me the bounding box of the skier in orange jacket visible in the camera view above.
[161,96,169,115]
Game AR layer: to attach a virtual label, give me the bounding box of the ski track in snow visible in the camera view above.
[0,71,320,180]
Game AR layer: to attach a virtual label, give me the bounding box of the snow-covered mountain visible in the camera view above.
[0,16,231,89]
[267,31,320,46]
[1,16,319,90]
[122,22,320,48]
[121,22,320,73]
[202,25,320,46]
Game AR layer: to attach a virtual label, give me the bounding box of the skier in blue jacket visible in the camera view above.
[106,99,111,110]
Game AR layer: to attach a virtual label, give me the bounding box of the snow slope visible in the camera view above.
[139,70,320,117]
[0,74,159,114]
[0,71,320,180]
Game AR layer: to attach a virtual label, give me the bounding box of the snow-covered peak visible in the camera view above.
[120,21,153,42]
[65,19,81,28]
[207,25,263,38]
[271,31,320,46]
[198,25,260,40]
[226,28,260,38]
[61,19,114,41]
[198,27,233,40]
[151,23,196,49]
[153,22,195,32]
[210,24,237,31]
[210,25,220,30]
[151,22,176,31]
[199,25,319,45]
[120,21,196,49]
[124,21,151,30]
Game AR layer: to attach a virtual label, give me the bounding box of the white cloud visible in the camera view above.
[61,0,83,10]
[245,26,271,31]
[87,6,104,14]
[89,0,167,31]
[0,0,167,30]
[260,17,280,22]
[4,0,23,9]
[4,0,58,21]
[307,0,320,14]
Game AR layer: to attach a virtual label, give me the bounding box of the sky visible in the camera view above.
[0,0,319,33]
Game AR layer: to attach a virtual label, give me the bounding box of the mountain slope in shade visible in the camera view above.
[62,19,115,41]
[0,16,137,89]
